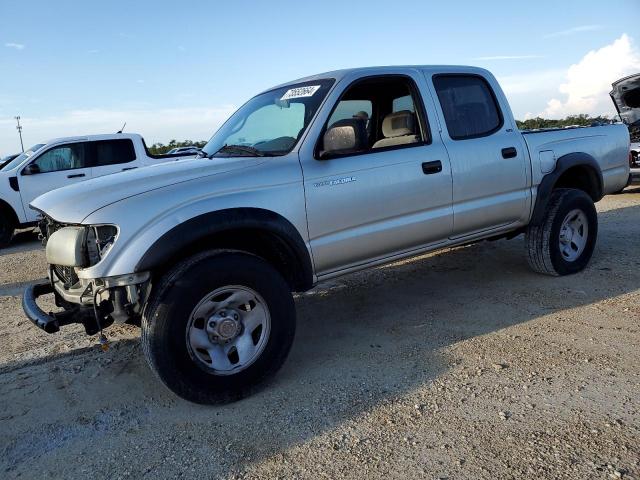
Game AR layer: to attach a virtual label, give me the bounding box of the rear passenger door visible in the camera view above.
[300,73,453,276]
[89,139,138,178]
[429,73,529,237]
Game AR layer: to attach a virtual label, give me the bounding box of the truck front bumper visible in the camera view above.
[22,281,94,334]
[22,270,150,335]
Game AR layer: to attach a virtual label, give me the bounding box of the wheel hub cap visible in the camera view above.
[186,286,271,375]
[207,310,242,341]
[558,209,588,262]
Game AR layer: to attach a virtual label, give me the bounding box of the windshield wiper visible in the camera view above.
[214,144,265,157]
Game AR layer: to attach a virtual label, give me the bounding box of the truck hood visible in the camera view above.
[610,73,640,126]
[31,157,262,223]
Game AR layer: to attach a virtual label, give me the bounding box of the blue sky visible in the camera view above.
[1,0,639,153]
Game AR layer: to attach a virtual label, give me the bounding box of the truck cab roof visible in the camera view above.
[268,65,493,92]
[43,133,144,147]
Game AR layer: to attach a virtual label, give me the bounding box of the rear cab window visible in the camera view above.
[93,139,137,166]
[432,74,503,140]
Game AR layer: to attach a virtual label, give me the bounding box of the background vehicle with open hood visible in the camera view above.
[611,73,640,185]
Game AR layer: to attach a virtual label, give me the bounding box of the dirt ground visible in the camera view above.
[0,189,638,480]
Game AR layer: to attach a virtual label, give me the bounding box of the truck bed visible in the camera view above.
[521,124,630,195]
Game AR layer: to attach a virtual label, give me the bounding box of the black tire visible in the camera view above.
[525,188,598,276]
[0,210,14,249]
[141,250,296,404]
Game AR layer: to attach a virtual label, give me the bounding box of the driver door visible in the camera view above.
[300,73,454,276]
[20,142,92,222]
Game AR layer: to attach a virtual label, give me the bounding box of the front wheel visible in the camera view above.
[525,188,598,276]
[142,250,296,404]
[0,210,14,249]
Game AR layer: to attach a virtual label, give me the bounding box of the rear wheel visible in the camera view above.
[0,210,14,249]
[525,188,598,276]
[141,250,296,404]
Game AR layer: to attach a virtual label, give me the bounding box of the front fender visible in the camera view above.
[75,154,310,282]
[136,207,313,289]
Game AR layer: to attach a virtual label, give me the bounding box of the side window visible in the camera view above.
[318,76,426,158]
[392,95,415,112]
[32,143,88,173]
[327,100,372,126]
[94,139,136,166]
[433,75,502,140]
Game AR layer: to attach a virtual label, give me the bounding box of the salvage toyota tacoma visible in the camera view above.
[23,66,630,404]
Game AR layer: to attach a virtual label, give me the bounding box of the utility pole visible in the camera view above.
[14,116,24,152]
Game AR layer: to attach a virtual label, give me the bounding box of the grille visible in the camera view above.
[53,264,79,287]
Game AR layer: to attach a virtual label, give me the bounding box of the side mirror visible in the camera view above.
[319,119,366,159]
[23,163,41,175]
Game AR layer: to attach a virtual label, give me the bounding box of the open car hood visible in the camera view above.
[610,73,640,126]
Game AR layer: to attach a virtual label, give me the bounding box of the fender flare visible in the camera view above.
[530,152,603,226]
[135,207,313,291]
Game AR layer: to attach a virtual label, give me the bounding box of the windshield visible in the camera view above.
[0,144,46,171]
[202,79,335,157]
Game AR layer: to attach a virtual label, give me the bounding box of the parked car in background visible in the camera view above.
[167,146,202,155]
[0,153,20,170]
[24,65,629,404]
[630,141,640,184]
[611,73,640,186]
[0,133,197,248]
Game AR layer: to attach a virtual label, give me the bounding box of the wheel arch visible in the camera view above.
[531,152,603,226]
[135,208,314,292]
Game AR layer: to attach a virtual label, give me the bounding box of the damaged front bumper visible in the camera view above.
[22,282,88,333]
[22,270,150,335]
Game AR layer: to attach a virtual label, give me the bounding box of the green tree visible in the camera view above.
[147,140,208,155]
[515,114,616,131]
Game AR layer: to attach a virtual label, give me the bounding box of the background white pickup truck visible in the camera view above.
[0,133,195,247]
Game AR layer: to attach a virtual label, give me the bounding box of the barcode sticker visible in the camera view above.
[280,85,321,100]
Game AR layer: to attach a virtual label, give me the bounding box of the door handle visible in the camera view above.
[501,147,517,159]
[122,167,137,171]
[67,173,85,179]
[422,160,442,175]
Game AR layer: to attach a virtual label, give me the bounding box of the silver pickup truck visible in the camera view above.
[23,66,630,403]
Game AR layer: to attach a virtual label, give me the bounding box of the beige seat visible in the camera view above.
[372,110,419,148]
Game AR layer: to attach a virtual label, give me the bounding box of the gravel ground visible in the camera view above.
[0,189,639,480]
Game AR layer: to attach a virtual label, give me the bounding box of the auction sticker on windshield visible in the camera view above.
[281,85,321,100]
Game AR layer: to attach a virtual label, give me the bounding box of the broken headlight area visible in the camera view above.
[86,225,118,265]
[42,218,118,271]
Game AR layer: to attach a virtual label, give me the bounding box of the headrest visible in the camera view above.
[382,110,415,138]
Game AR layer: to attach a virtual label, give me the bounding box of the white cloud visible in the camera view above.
[497,69,565,95]
[5,42,25,50]
[541,34,640,118]
[474,55,543,61]
[0,106,236,151]
[543,25,603,39]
